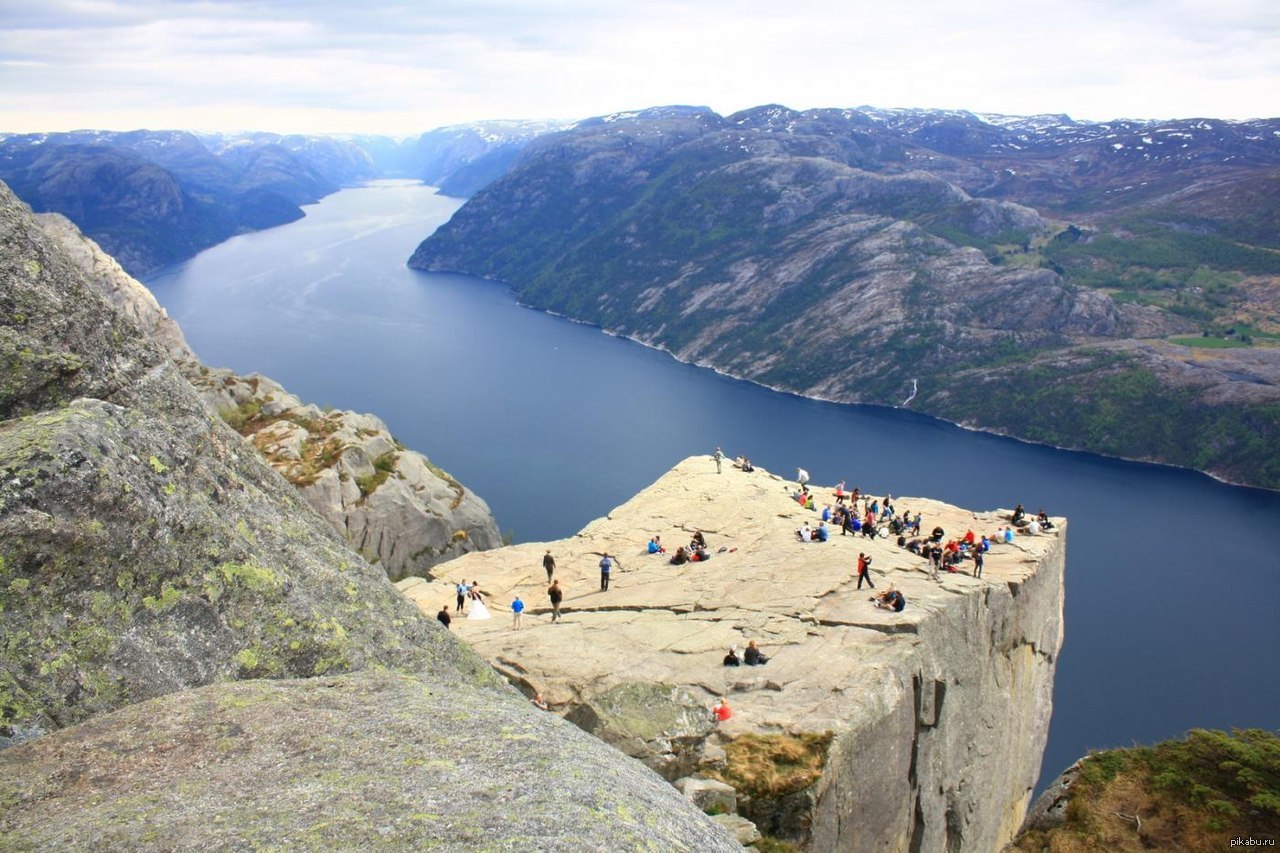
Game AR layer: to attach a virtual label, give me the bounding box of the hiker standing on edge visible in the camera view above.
[542,549,556,583]
[714,446,724,473]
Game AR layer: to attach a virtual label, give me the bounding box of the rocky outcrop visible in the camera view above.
[0,671,739,851]
[0,180,495,740]
[32,203,502,581]
[33,211,195,361]
[400,456,1066,850]
[187,368,503,581]
[564,682,716,781]
[0,181,739,848]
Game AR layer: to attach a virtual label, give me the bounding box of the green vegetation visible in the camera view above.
[1043,222,1280,334]
[1169,335,1250,349]
[355,451,399,499]
[928,352,1280,489]
[1012,729,1280,852]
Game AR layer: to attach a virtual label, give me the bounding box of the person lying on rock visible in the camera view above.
[723,645,741,666]
[744,641,769,666]
[873,587,907,612]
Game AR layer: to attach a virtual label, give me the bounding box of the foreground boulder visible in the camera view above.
[0,671,739,851]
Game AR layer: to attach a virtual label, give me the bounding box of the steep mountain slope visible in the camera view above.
[400,119,574,196]
[0,131,375,275]
[410,105,1280,488]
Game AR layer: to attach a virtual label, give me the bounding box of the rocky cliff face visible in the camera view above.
[0,180,495,739]
[35,207,502,582]
[409,105,1280,489]
[188,368,503,580]
[399,456,1066,849]
[0,181,737,848]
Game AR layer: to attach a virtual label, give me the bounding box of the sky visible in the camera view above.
[1,0,1277,136]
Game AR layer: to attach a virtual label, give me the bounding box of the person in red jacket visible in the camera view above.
[712,698,732,723]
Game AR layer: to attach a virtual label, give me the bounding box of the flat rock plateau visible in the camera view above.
[400,456,1067,850]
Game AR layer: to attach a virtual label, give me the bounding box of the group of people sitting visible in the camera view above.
[1011,504,1054,534]
[795,521,830,542]
[791,486,917,543]
[722,641,769,666]
[648,531,713,564]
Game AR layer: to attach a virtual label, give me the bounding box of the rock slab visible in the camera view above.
[404,455,1067,850]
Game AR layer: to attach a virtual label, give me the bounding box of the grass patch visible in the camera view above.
[1169,336,1251,349]
[355,451,399,499]
[1011,729,1280,852]
[710,732,835,800]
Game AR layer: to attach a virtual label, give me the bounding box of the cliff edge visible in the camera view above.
[401,456,1066,850]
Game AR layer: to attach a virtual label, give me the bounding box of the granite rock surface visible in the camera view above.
[401,455,1066,849]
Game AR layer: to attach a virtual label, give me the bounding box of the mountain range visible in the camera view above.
[0,121,565,276]
[4,104,1277,486]
[408,105,1280,488]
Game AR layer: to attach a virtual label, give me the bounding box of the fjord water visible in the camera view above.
[147,180,1280,793]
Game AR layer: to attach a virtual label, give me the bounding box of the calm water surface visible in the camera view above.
[147,180,1280,793]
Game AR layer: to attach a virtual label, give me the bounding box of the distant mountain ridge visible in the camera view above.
[410,103,1280,488]
[0,120,568,276]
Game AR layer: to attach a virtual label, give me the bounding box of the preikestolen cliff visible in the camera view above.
[2,102,1279,850]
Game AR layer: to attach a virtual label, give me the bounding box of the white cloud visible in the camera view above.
[0,0,1276,133]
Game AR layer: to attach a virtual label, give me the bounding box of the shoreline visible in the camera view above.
[495,284,1275,494]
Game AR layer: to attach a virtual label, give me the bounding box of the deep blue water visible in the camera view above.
[147,180,1280,793]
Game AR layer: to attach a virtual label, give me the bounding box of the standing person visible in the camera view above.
[599,553,613,592]
[437,605,452,629]
[455,580,469,613]
[511,595,525,630]
[542,550,556,583]
[714,446,724,474]
[972,548,984,579]
[928,545,942,581]
[857,552,875,589]
[796,467,810,492]
[547,579,564,622]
